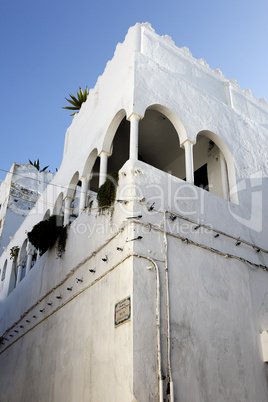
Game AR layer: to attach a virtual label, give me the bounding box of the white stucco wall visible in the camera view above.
[0,23,267,401]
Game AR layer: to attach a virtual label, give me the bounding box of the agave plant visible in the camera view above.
[62,87,89,116]
[29,159,49,172]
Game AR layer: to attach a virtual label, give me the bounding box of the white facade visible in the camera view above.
[0,23,267,401]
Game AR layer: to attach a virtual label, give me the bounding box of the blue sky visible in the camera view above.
[1,0,267,181]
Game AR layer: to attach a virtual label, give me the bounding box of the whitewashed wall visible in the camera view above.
[0,23,267,401]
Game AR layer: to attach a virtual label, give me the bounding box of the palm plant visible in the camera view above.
[62,87,89,116]
[29,159,49,172]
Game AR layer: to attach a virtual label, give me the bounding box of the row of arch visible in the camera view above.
[1,104,237,294]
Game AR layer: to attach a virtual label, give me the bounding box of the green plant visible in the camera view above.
[29,159,49,172]
[27,215,67,257]
[10,246,19,261]
[97,171,119,212]
[62,87,89,116]
[56,225,68,259]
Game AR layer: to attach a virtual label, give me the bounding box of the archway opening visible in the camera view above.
[138,109,185,180]
[193,133,229,199]
[107,117,130,173]
[88,157,100,193]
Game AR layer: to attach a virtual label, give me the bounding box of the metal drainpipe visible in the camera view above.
[135,254,164,402]
[163,212,174,402]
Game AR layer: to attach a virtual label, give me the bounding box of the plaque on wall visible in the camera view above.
[114,296,131,327]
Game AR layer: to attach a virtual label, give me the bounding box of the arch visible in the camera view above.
[82,148,98,180]
[194,130,237,202]
[146,104,188,145]
[138,106,186,180]
[66,171,80,199]
[43,209,51,221]
[53,192,64,216]
[102,109,127,153]
[1,260,7,281]
[107,117,130,173]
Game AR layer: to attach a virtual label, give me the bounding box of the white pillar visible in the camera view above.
[79,176,89,214]
[220,152,229,200]
[99,152,109,187]
[182,140,194,184]
[26,242,35,275]
[129,113,140,160]
[64,196,72,226]
[16,261,24,286]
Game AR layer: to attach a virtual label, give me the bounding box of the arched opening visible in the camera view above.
[53,192,64,216]
[1,260,7,282]
[88,156,100,193]
[138,107,185,180]
[82,149,99,202]
[43,209,51,221]
[193,131,232,200]
[64,172,80,222]
[18,239,27,282]
[0,259,7,293]
[107,117,130,173]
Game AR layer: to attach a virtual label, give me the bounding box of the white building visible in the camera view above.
[0,23,267,401]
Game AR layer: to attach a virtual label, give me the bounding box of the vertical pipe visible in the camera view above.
[135,254,164,402]
[163,212,174,402]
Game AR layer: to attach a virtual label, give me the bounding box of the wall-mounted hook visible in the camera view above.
[126,236,143,242]
[148,202,155,211]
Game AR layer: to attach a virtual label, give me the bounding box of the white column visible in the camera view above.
[26,242,35,275]
[64,196,72,226]
[99,151,109,187]
[129,113,140,160]
[16,261,24,286]
[79,176,89,214]
[220,152,229,200]
[182,140,194,184]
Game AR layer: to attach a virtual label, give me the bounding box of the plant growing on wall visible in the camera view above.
[27,215,68,257]
[97,171,119,212]
[62,87,89,116]
[29,159,49,172]
[10,246,19,261]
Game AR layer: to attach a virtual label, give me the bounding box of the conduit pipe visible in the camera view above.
[134,254,164,402]
[163,212,174,402]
